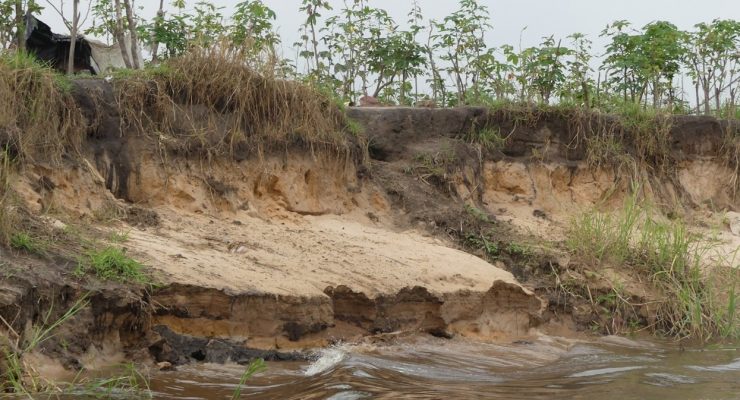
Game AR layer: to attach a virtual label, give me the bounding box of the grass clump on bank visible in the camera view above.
[566,187,739,341]
[0,146,14,247]
[75,247,149,284]
[1,294,89,395]
[0,294,153,398]
[9,232,44,255]
[481,101,679,172]
[0,51,84,164]
[113,46,359,160]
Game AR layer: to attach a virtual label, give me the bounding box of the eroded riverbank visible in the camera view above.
[2,77,740,395]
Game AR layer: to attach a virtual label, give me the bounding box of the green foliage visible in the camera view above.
[231,358,267,399]
[408,150,456,184]
[506,242,532,258]
[523,36,571,104]
[560,33,594,106]
[567,187,740,340]
[464,203,490,223]
[684,19,740,115]
[465,233,499,259]
[140,1,190,59]
[296,0,332,80]
[431,0,491,105]
[231,1,279,52]
[10,0,731,115]
[0,1,41,50]
[85,0,116,41]
[600,20,687,108]
[469,126,506,150]
[77,246,149,284]
[108,231,130,244]
[9,232,43,254]
[1,293,90,395]
[0,50,71,91]
[346,118,364,137]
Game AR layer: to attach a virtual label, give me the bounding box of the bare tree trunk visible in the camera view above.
[695,83,700,115]
[67,0,79,75]
[715,87,721,114]
[730,74,737,117]
[652,78,660,109]
[150,0,165,63]
[14,0,24,51]
[703,85,711,115]
[122,0,139,69]
[113,0,131,68]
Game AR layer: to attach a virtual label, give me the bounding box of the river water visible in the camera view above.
[147,335,740,399]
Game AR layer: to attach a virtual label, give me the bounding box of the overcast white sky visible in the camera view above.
[39,0,740,58]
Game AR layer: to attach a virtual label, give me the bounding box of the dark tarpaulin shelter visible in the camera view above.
[24,14,96,74]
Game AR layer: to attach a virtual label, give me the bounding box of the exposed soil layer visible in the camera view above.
[2,82,739,373]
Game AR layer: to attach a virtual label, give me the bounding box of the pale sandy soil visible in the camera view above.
[124,207,522,298]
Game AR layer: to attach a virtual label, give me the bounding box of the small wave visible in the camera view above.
[304,347,348,376]
[644,372,696,386]
[687,358,740,372]
[569,366,644,378]
[326,391,371,400]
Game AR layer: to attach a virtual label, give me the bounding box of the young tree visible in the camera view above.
[600,20,643,104]
[121,0,138,68]
[525,36,570,104]
[0,2,17,49]
[561,33,594,106]
[0,0,41,50]
[230,0,278,51]
[141,0,188,60]
[149,0,163,61]
[685,19,740,114]
[639,21,686,108]
[297,0,331,77]
[190,1,226,46]
[111,0,131,67]
[432,0,492,105]
[44,0,93,74]
[320,0,372,101]
[13,0,22,49]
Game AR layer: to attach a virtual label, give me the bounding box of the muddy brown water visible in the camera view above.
[135,336,740,400]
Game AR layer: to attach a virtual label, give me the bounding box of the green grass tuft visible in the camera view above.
[9,232,43,254]
[468,126,507,151]
[566,186,740,341]
[231,358,267,399]
[77,247,149,284]
[108,231,130,244]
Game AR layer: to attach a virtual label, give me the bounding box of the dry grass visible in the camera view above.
[484,102,681,174]
[0,51,86,246]
[0,51,84,164]
[720,120,740,195]
[112,46,359,161]
[0,146,15,246]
